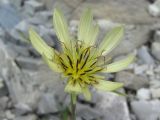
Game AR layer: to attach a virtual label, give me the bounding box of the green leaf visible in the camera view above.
[102,54,135,73]
[29,28,54,59]
[98,26,124,55]
[94,80,123,91]
[53,8,71,46]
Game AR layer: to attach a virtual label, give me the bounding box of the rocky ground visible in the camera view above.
[0,0,160,120]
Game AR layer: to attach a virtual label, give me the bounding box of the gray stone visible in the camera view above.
[148,0,160,17]
[53,1,74,20]
[116,71,149,90]
[0,110,6,119]
[37,93,58,114]
[5,110,15,119]
[64,0,84,8]
[131,100,160,120]
[39,26,56,47]
[0,0,10,4]
[15,103,32,115]
[154,65,160,73]
[0,96,9,110]
[134,64,148,75]
[0,77,4,89]
[72,0,159,24]
[24,0,44,15]
[14,114,37,120]
[137,46,155,65]
[45,116,60,120]
[28,11,52,26]
[77,104,102,120]
[11,0,22,9]
[154,30,160,42]
[109,25,150,57]
[35,11,52,23]
[95,91,131,120]
[0,3,21,30]
[151,88,160,99]
[10,20,30,42]
[0,40,60,114]
[15,56,42,70]
[150,80,160,88]
[145,65,155,76]
[136,88,151,100]
[6,43,30,58]
[151,42,160,61]
[39,0,57,10]
[0,27,5,39]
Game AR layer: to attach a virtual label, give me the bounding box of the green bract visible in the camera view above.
[29,8,135,100]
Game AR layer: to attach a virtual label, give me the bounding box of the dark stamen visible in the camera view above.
[79,53,83,63]
[67,73,72,75]
[84,69,92,72]
[81,52,90,69]
[61,62,68,69]
[80,72,86,75]
[67,55,73,68]
[90,61,97,67]
[81,59,88,69]
[76,60,79,73]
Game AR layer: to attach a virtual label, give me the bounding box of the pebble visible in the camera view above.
[151,88,160,99]
[134,64,148,75]
[5,110,15,119]
[37,93,58,114]
[24,0,44,15]
[15,56,42,70]
[137,46,155,65]
[151,42,160,61]
[116,71,149,90]
[154,30,160,42]
[136,88,151,100]
[0,96,9,110]
[15,114,37,120]
[95,91,131,120]
[150,80,160,88]
[148,0,160,17]
[131,100,160,120]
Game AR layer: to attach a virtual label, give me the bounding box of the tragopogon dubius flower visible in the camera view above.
[29,8,135,100]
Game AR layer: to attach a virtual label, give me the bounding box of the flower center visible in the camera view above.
[56,44,103,85]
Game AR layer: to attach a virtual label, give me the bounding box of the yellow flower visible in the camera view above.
[29,8,135,100]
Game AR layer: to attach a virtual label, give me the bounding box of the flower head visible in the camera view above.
[29,8,135,100]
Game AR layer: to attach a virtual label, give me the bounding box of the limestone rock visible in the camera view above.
[95,91,131,120]
[151,42,160,61]
[116,71,149,90]
[131,100,160,120]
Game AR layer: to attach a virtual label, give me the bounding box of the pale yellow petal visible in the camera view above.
[78,9,95,46]
[42,54,62,73]
[29,28,54,59]
[82,87,91,101]
[98,26,124,55]
[53,8,71,46]
[102,54,135,73]
[94,80,123,91]
[87,24,99,46]
[65,80,82,93]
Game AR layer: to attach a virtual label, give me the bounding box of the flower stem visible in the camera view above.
[70,93,76,120]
